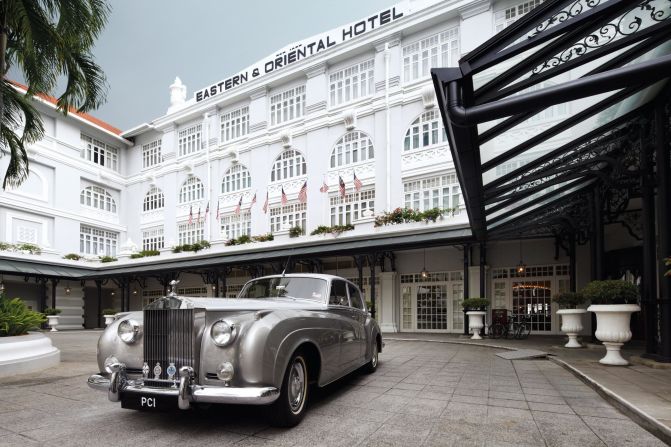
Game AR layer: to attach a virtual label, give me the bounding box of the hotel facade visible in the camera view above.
[0,0,639,337]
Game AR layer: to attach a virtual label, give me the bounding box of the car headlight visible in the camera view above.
[211,320,237,346]
[118,319,141,344]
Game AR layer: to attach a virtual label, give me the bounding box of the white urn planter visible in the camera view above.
[104,315,116,326]
[557,309,587,348]
[46,315,59,332]
[466,311,486,340]
[587,304,641,365]
[0,332,60,378]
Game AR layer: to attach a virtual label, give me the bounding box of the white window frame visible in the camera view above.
[80,224,118,256]
[142,226,164,251]
[270,150,307,183]
[177,221,204,245]
[404,110,448,151]
[179,176,205,204]
[178,124,202,157]
[270,202,307,233]
[330,131,374,168]
[269,85,305,126]
[220,106,249,143]
[222,164,251,193]
[221,212,251,240]
[403,28,459,84]
[80,134,119,171]
[403,173,462,211]
[330,189,375,226]
[329,59,375,107]
[80,185,117,213]
[142,139,161,169]
[495,0,544,32]
[143,186,165,212]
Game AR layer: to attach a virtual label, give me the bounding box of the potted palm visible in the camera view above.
[462,298,489,340]
[584,280,640,365]
[102,308,119,326]
[553,292,587,348]
[43,308,62,332]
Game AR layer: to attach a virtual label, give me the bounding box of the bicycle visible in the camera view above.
[488,310,531,340]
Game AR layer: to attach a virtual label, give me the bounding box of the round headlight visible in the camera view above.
[104,355,119,373]
[118,319,140,344]
[211,320,237,346]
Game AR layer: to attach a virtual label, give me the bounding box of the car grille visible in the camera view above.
[143,308,195,381]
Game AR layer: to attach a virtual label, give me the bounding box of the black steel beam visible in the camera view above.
[641,120,658,356]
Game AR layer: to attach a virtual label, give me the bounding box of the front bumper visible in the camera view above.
[88,365,279,408]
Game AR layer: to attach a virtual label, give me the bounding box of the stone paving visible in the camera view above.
[0,331,665,446]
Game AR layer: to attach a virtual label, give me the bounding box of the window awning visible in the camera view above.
[432,0,671,241]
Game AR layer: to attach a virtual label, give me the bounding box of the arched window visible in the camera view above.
[80,186,117,213]
[143,187,165,212]
[330,131,374,168]
[403,110,447,151]
[179,176,205,204]
[222,165,251,193]
[270,150,306,183]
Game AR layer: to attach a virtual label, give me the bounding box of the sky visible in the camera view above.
[24,0,401,131]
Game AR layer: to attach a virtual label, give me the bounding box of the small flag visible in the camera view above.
[353,172,363,192]
[235,195,243,215]
[249,192,257,210]
[205,202,210,221]
[216,201,220,221]
[262,191,269,214]
[197,206,201,223]
[281,187,288,206]
[188,205,193,225]
[338,176,346,199]
[320,178,329,193]
[298,181,308,203]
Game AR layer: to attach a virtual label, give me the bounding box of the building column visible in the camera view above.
[641,120,658,357]
[50,278,59,309]
[655,103,671,361]
[379,271,398,333]
[569,232,577,293]
[95,279,103,329]
[463,245,470,335]
[367,254,377,320]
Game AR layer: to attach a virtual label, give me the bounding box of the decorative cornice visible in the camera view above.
[249,86,268,100]
[459,0,491,20]
[304,62,328,79]
[306,100,327,114]
[249,121,267,133]
[374,32,402,52]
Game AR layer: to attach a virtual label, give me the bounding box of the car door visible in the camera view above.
[347,282,367,362]
[329,279,359,368]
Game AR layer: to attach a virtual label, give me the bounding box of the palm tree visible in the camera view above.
[0,0,110,189]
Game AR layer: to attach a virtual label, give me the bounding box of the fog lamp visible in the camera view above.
[217,361,234,382]
[104,355,119,373]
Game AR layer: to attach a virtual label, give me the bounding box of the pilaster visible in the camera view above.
[379,271,399,332]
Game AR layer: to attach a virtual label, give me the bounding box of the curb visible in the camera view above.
[385,336,671,445]
[549,356,671,446]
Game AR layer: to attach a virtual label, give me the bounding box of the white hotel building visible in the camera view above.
[0,0,610,335]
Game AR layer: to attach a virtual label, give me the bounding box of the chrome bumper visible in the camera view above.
[87,364,279,408]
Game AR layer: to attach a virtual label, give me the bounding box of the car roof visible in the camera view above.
[252,273,348,282]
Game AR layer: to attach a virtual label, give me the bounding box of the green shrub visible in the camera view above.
[289,226,303,238]
[173,241,210,253]
[0,242,13,251]
[461,298,489,310]
[102,308,119,315]
[63,253,82,260]
[374,207,457,227]
[0,293,46,336]
[582,280,639,305]
[99,255,118,263]
[310,224,355,236]
[552,292,586,309]
[43,307,62,316]
[16,243,41,254]
[252,233,274,242]
[130,253,143,259]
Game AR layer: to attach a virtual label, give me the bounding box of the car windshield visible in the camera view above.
[238,277,327,302]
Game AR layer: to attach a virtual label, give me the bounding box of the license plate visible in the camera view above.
[121,393,178,411]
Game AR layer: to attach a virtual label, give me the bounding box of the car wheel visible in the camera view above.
[363,339,379,374]
[268,352,309,427]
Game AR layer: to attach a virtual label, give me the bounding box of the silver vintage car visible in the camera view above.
[88,274,382,426]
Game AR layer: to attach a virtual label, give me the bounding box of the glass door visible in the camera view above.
[416,284,448,331]
[512,280,552,332]
[401,285,413,331]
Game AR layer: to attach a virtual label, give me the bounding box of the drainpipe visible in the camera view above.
[384,43,391,211]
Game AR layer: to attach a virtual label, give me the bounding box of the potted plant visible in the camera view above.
[462,298,489,340]
[583,280,640,365]
[288,226,303,238]
[553,292,587,348]
[43,307,62,332]
[102,308,119,326]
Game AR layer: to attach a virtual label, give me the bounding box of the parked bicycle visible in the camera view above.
[488,309,531,340]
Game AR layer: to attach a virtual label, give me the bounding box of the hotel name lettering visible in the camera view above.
[195,7,405,102]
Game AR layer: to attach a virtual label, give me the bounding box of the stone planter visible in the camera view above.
[0,332,60,378]
[104,315,116,326]
[466,311,486,340]
[46,315,59,332]
[587,304,641,365]
[557,309,587,348]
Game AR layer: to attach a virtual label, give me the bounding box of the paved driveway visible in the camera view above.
[0,332,664,446]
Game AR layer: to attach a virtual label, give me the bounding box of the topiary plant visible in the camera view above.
[582,280,639,305]
[461,298,489,310]
[552,292,587,309]
[0,293,46,336]
[43,307,62,316]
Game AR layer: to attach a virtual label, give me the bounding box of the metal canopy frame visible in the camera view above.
[432,0,671,242]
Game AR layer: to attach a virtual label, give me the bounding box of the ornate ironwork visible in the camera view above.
[529,0,603,38]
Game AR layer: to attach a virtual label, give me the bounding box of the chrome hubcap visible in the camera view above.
[288,359,306,413]
[371,343,378,367]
